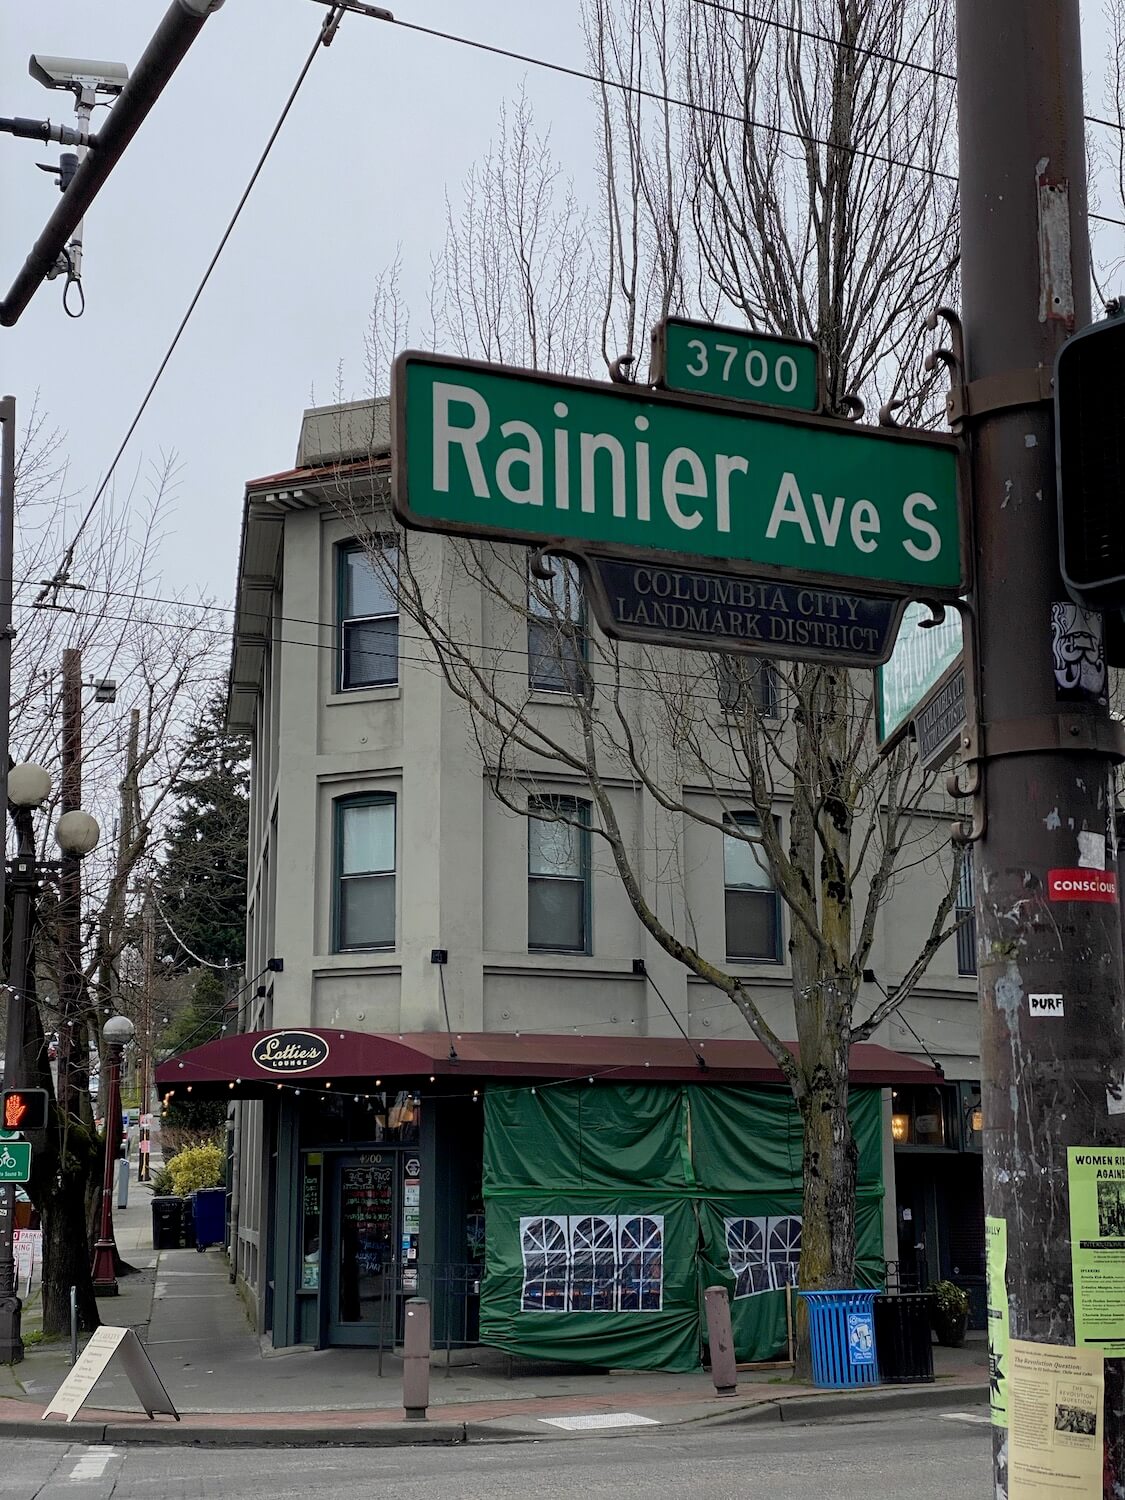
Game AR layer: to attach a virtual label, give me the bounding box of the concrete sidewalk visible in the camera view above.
[0,1156,990,1447]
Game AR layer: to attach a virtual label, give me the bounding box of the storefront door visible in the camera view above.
[327,1152,399,1346]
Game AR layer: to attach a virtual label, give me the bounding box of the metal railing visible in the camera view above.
[370,1259,483,1376]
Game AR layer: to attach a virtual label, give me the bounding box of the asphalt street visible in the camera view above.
[3,1411,992,1499]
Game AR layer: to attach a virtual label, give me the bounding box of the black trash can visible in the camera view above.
[874,1293,934,1384]
[151,1196,183,1250]
[179,1197,196,1249]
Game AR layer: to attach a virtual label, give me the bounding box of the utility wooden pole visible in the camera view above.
[137,889,154,1181]
[957,2,1125,1491]
[96,708,139,1027]
[55,648,83,1129]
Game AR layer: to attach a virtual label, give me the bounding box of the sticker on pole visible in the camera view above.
[1028,994,1064,1018]
[1047,869,1117,902]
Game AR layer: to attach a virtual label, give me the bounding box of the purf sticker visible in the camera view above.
[1047,869,1117,902]
[1029,993,1064,1017]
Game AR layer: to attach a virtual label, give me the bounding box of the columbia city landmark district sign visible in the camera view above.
[391,344,966,666]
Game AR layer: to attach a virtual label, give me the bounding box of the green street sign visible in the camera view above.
[876,600,964,746]
[0,1139,31,1183]
[392,353,964,597]
[653,317,821,413]
[0,1128,18,1141]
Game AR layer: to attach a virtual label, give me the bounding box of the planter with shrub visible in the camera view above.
[166,1142,224,1197]
[928,1280,970,1347]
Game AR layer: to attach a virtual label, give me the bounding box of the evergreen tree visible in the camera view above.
[159,970,227,1056]
[156,693,249,969]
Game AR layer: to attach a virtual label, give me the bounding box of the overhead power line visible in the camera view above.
[691,0,1125,145]
[312,0,961,184]
[38,5,347,609]
[8,574,899,724]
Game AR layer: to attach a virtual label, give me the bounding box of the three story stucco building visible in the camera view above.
[159,397,985,1363]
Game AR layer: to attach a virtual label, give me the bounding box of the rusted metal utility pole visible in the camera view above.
[55,648,83,1128]
[958,2,1125,1492]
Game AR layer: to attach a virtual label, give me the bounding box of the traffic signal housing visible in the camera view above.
[1,1087,48,1131]
[1056,312,1125,611]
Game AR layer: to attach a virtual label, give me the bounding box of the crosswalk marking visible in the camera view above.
[941,1411,991,1426]
[67,1446,119,1482]
[540,1412,660,1430]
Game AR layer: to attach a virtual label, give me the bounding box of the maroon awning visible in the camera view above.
[155,1028,940,1101]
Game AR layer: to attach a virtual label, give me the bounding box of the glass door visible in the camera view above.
[327,1152,398,1345]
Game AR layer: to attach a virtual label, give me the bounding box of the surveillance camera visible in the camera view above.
[28,55,129,98]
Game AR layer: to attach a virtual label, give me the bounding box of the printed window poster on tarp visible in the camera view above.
[1066,1146,1125,1354]
[519,1213,664,1313]
[723,1214,802,1297]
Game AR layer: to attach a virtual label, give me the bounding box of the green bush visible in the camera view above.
[166,1143,224,1196]
[928,1280,970,1319]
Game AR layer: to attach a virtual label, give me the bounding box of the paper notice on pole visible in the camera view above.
[1009,1339,1103,1498]
[1067,1146,1125,1353]
[986,1215,1009,1427]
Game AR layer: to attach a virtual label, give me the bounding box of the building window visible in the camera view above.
[334,794,396,950]
[716,656,777,717]
[956,852,977,976]
[528,557,586,693]
[337,541,399,689]
[528,798,590,953]
[890,1084,956,1148]
[723,814,781,961]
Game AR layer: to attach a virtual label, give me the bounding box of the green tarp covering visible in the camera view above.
[480,1082,885,1372]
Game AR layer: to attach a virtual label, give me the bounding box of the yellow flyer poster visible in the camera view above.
[1067,1146,1125,1354]
[986,1215,1009,1426]
[1009,1339,1103,1498]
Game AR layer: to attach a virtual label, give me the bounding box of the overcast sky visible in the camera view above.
[1,3,1120,609]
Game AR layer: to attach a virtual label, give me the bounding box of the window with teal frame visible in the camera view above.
[723,813,782,962]
[333,793,396,951]
[337,541,399,690]
[528,797,591,953]
[528,556,586,694]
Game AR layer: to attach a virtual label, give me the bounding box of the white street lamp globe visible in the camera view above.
[103,1015,135,1047]
[8,762,52,807]
[54,809,100,856]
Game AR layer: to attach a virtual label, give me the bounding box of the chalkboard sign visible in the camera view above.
[300,1162,321,1292]
[303,1173,319,1216]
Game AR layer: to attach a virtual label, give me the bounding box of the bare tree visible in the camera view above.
[341,0,967,1357]
[6,417,229,1333]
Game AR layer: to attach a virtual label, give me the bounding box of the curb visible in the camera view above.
[692,1380,992,1428]
[6,1419,473,1448]
[0,1382,991,1448]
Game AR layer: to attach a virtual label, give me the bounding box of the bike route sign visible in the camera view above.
[392,351,965,603]
[0,1140,31,1183]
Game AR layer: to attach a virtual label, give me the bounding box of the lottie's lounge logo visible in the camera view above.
[250,1031,330,1074]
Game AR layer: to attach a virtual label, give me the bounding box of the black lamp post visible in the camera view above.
[0,763,98,1361]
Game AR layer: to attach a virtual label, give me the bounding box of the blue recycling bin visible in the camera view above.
[799,1289,881,1388]
[191,1188,226,1252]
